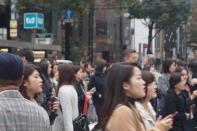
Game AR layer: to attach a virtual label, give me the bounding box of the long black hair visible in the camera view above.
[19,64,40,100]
[39,59,50,81]
[95,59,108,76]
[162,58,176,73]
[99,63,138,130]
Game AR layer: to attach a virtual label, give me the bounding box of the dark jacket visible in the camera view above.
[36,74,56,124]
[165,89,187,131]
[88,74,106,105]
[190,84,197,125]
[73,81,85,114]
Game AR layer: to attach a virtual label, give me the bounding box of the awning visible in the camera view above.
[0,39,62,51]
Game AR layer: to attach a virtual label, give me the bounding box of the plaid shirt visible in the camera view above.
[0,90,51,131]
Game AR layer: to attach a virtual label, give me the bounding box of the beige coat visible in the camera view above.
[106,104,166,131]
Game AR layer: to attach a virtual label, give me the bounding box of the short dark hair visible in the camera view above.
[119,62,141,70]
[176,59,187,67]
[169,72,182,89]
[175,66,187,74]
[73,65,82,74]
[189,61,197,78]
[17,49,34,63]
[121,49,136,61]
[95,59,108,76]
[141,71,155,100]
[84,62,92,69]
[162,58,176,73]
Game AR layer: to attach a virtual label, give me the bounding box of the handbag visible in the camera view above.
[73,94,90,131]
[73,114,89,131]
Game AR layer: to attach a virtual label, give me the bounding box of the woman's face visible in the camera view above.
[24,70,43,95]
[169,62,177,73]
[181,69,188,81]
[86,64,92,73]
[102,66,107,74]
[124,67,146,99]
[146,81,157,99]
[48,64,52,75]
[175,76,186,91]
[53,65,58,77]
[55,70,59,81]
[150,67,156,75]
[75,69,85,81]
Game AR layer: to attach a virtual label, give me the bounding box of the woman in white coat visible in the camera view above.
[53,64,79,131]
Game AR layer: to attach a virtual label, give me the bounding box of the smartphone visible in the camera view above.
[170,112,179,118]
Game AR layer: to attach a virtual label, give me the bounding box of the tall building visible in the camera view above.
[91,0,125,62]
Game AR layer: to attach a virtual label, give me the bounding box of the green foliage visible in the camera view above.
[122,0,191,54]
[126,0,191,30]
[17,0,93,13]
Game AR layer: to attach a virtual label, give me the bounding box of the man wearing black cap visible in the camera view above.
[0,52,51,131]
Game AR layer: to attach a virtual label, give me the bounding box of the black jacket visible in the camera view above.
[165,89,187,131]
[73,81,85,114]
[36,74,55,124]
[88,74,106,105]
[190,84,197,124]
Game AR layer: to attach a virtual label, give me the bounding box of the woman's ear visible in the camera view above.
[122,82,130,91]
[23,80,28,87]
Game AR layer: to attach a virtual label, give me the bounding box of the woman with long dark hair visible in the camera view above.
[175,66,197,131]
[158,58,177,113]
[53,64,78,131]
[37,59,59,125]
[164,72,189,131]
[50,63,58,88]
[99,63,172,131]
[73,65,86,114]
[20,64,59,125]
[20,64,43,103]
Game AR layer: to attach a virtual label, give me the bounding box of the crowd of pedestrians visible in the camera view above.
[0,49,197,131]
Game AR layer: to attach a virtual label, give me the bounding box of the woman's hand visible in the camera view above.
[185,113,190,120]
[191,90,197,100]
[190,78,197,86]
[154,115,173,131]
[52,97,60,112]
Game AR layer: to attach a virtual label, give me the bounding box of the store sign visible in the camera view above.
[32,33,54,45]
[10,29,17,37]
[24,13,44,29]
[10,20,17,28]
